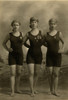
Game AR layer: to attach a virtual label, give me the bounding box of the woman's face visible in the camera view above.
[30,21,38,29]
[49,21,57,30]
[12,22,20,31]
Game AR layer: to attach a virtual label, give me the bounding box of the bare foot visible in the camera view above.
[10,93,15,97]
[30,93,35,97]
[34,90,39,94]
[30,91,35,97]
[48,91,53,95]
[15,90,22,94]
[52,92,60,97]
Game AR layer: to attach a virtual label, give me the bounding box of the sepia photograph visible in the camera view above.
[0,0,68,100]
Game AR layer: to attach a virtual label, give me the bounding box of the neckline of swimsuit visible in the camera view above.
[29,30,40,37]
[11,32,21,38]
[47,31,58,37]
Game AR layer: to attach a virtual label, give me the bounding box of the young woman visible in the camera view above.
[24,17,46,96]
[44,18,64,96]
[3,20,24,96]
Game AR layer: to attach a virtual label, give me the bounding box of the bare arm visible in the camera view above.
[58,32,64,53]
[23,33,30,48]
[3,34,13,52]
[59,32,64,48]
[42,33,48,47]
[59,32,64,44]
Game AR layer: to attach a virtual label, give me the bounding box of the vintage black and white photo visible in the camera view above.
[0,0,68,100]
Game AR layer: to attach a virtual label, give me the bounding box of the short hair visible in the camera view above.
[11,20,21,26]
[49,18,57,24]
[30,17,39,23]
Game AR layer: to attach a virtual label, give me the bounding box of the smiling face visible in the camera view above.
[30,20,38,29]
[12,22,20,31]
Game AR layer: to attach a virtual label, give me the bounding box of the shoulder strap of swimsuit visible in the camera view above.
[39,30,41,35]
[27,31,30,37]
[9,32,12,39]
[53,31,60,40]
[47,32,49,35]
[39,30,43,37]
[20,32,23,37]
[9,32,12,35]
[57,31,60,37]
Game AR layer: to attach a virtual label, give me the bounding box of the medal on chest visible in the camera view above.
[34,35,41,42]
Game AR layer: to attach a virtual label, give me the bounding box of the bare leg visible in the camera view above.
[28,64,35,96]
[53,67,60,96]
[34,64,41,93]
[15,65,22,93]
[10,65,16,96]
[47,67,54,94]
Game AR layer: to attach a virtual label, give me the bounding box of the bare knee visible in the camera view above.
[47,67,53,76]
[34,72,37,77]
[10,65,16,76]
[53,72,59,78]
[29,71,34,76]
[34,70,39,77]
[10,72,16,76]
[17,70,22,76]
[47,70,53,76]
[16,65,22,76]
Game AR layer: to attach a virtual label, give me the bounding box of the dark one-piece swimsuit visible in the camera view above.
[26,30,43,64]
[8,32,23,65]
[45,31,62,67]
